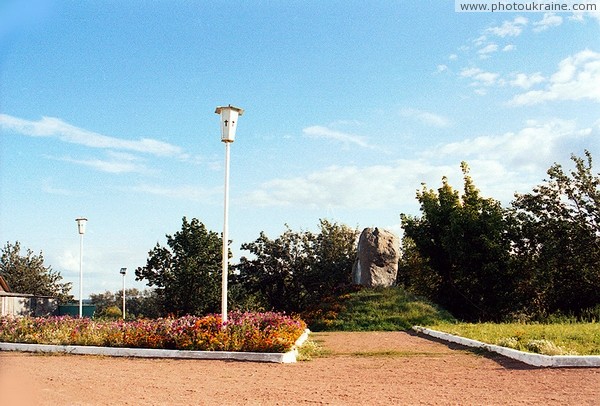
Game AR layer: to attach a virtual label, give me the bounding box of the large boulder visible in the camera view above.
[352,227,400,287]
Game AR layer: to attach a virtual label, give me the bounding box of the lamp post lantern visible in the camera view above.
[215,105,244,325]
[120,268,127,319]
[75,217,88,318]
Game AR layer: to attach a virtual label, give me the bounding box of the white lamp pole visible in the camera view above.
[120,267,127,319]
[214,105,244,325]
[75,217,88,318]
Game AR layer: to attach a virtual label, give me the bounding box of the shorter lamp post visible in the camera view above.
[75,217,88,318]
[214,104,244,325]
[120,267,127,319]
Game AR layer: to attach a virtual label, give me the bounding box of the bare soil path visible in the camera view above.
[1,331,599,405]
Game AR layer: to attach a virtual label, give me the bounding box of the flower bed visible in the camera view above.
[0,311,306,353]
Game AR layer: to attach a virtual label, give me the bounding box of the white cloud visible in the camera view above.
[510,49,600,105]
[437,64,448,73]
[503,44,516,52]
[60,157,148,174]
[0,114,187,158]
[533,13,563,32]
[303,125,374,149]
[400,108,451,128]
[244,120,597,210]
[473,35,488,46]
[478,43,499,58]
[242,157,526,209]
[41,179,74,196]
[510,72,546,89]
[49,151,152,174]
[570,1,600,24]
[486,16,528,37]
[449,54,458,61]
[243,161,457,209]
[57,249,80,274]
[431,119,593,171]
[460,67,500,86]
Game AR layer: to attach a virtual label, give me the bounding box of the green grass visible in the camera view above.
[426,322,600,356]
[303,286,456,331]
[296,339,330,361]
[301,286,599,356]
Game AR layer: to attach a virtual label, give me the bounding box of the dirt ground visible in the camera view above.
[1,331,599,405]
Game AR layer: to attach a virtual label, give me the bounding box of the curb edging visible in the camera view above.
[0,328,311,364]
[413,326,600,367]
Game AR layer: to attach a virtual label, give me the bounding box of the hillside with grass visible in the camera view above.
[302,286,455,331]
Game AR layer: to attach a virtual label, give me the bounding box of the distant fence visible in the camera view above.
[57,304,96,318]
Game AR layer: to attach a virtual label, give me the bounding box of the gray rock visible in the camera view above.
[352,227,399,287]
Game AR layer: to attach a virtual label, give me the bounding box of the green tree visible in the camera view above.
[236,220,358,313]
[397,235,440,298]
[400,163,516,321]
[511,151,600,318]
[0,241,72,303]
[89,288,161,319]
[117,288,163,319]
[236,226,311,312]
[303,220,359,301]
[88,290,116,315]
[135,217,223,316]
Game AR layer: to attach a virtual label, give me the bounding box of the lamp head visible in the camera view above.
[75,217,88,235]
[215,105,244,143]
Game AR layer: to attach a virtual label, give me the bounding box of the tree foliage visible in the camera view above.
[510,151,600,318]
[135,217,223,316]
[400,163,516,321]
[89,288,162,319]
[235,220,358,313]
[400,153,600,322]
[0,241,72,303]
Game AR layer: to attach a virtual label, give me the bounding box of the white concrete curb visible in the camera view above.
[413,326,600,368]
[0,328,311,364]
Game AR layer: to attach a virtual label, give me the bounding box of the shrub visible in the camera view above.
[98,306,123,319]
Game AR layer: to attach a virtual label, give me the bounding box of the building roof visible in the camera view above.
[0,291,35,297]
[0,275,10,293]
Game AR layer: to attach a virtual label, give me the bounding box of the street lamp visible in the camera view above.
[214,104,244,325]
[120,268,127,319]
[75,217,88,318]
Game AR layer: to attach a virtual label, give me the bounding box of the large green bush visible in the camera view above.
[399,152,600,322]
[400,163,516,321]
[235,220,358,313]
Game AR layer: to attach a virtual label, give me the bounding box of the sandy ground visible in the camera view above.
[1,331,599,405]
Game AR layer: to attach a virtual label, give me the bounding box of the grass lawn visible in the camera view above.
[426,322,600,356]
[304,286,599,357]
[305,286,455,331]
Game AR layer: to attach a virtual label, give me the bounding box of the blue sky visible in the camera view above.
[1,1,599,298]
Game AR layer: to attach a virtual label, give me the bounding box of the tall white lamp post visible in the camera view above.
[75,217,88,318]
[215,104,244,325]
[120,267,127,319]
